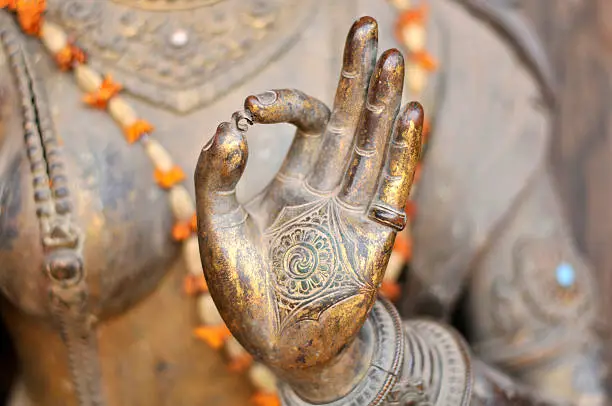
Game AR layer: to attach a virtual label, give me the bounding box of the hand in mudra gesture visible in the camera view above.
[195,17,422,381]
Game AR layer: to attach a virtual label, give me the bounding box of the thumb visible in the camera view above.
[195,117,248,221]
[194,114,279,359]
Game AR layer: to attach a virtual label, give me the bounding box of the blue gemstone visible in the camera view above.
[555,262,576,288]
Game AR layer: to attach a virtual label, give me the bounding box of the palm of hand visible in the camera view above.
[195,17,423,373]
[263,198,386,327]
[254,191,392,350]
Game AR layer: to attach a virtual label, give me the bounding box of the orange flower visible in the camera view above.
[397,4,427,26]
[55,43,86,71]
[393,232,412,262]
[84,75,123,109]
[0,0,17,9]
[251,392,281,406]
[13,0,46,36]
[193,325,231,349]
[413,163,423,184]
[183,275,208,295]
[394,3,427,43]
[227,353,253,373]
[405,200,417,220]
[172,221,192,241]
[154,165,185,189]
[410,50,438,72]
[123,119,154,144]
[190,213,198,233]
[379,281,402,302]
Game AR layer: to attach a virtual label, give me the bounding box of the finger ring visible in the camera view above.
[368,204,407,231]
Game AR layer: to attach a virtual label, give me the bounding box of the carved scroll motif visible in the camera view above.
[265,199,368,332]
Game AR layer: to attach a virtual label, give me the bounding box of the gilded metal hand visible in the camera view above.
[195,17,423,399]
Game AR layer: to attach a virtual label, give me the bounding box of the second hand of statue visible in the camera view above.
[195,16,423,397]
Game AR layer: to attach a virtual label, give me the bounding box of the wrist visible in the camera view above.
[278,298,404,405]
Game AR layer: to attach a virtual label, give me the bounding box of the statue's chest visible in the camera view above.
[45,0,321,113]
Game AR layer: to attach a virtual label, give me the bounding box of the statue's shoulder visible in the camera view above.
[458,0,555,103]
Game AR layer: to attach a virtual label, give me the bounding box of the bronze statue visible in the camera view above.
[195,10,608,406]
[0,0,607,405]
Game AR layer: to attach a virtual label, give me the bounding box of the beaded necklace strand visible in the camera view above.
[1,2,435,405]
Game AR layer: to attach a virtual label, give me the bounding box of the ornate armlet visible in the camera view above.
[388,320,472,405]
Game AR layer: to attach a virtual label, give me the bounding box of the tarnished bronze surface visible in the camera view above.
[195,17,423,403]
[2,259,252,406]
[44,0,316,112]
[196,10,608,406]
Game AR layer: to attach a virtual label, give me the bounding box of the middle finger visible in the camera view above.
[337,49,405,209]
[305,16,378,194]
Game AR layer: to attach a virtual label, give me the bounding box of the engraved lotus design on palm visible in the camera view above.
[264,199,377,333]
[195,17,423,374]
[269,216,336,299]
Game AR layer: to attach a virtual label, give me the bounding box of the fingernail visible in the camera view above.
[403,102,424,129]
[202,136,214,152]
[244,91,278,122]
[344,17,378,73]
[255,90,278,106]
[394,103,424,149]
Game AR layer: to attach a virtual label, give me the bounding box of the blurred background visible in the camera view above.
[526,0,612,338]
